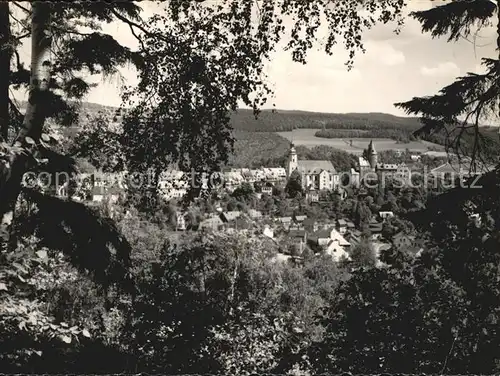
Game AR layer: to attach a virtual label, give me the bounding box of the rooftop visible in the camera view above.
[220,211,242,222]
[358,157,370,168]
[289,230,306,238]
[298,160,337,174]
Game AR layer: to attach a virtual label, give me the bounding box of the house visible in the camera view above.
[422,150,451,158]
[379,211,394,220]
[393,232,416,250]
[306,189,319,203]
[429,160,493,183]
[263,225,274,239]
[324,240,351,262]
[176,212,187,231]
[198,216,224,231]
[248,209,263,220]
[337,219,347,234]
[289,229,307,243]
[308,227,349,247]
[220,211,242,223]
[346,221,356,231]
[241,169,255,183]
[289,224,305,231]
[294,214,307,223]
[308,228,334,246]
[230,217,253,230]
[345,229,362,246]
[91,185,121,203]
[251,169,265,181]
[162,188,187,200]
[317,220,337,230]
[369,218,383,239]
[223,171,245,192]
[288,229,307,255]
[286,144,340,191]
[277,216,293,229]
[356,141,413,184]
[262,183,273,195]
[308,228,351,260]
[267,167,287,180]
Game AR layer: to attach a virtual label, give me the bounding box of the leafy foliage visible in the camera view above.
[0,236,94,368]
[286,169,303,198]
[10,1,500,375]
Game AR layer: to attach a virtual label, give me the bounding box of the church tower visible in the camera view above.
[287,143,298,178]
[368,140,378,169]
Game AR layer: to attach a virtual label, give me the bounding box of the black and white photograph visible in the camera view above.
[0,0,499,374]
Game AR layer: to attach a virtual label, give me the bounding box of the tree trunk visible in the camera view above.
[0,2,10,142]
[0,2,52,249]
[17,1,52,143]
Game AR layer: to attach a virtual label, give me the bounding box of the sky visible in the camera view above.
[14,0,499,117]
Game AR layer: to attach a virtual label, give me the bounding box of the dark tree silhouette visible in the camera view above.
[395,0,500,170]
[285,169,303,199]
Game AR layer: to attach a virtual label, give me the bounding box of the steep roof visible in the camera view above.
[358,157,370,168]
[312,228,333,239]
[368,140,376,154]
[199,216,223,229]
[393,231,416,241]
[289,230,306,238]
[329,228,350,246]
[248,209,262,218]
[220,211,242,222]
[430,162,470,175]
[430,160,495,175]
[303,218,316,227]
[297,160,336,174]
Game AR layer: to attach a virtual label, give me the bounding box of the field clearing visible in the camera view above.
[277,129,445,155]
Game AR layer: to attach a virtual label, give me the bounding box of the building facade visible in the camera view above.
[286,143,340,191]
[354,141,412,186]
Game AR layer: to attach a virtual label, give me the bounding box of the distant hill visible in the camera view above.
[229,131,291,168]
[229,108,424,132]
[16,100,122,121]
[14,100,498,163]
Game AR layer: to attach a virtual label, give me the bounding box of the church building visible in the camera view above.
[354,140,412,186]
[358,140,378,181]
[286,143,340,191]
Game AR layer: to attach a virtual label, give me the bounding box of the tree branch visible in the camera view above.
[13,49,22,71]
[14,32,30,40]
[109,8,149,51]
[11,2,30,14]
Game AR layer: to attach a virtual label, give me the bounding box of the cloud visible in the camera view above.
[266,47,362,88]
[406,0,440,12]
[420,62,460,77]
[362,41,406,66]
